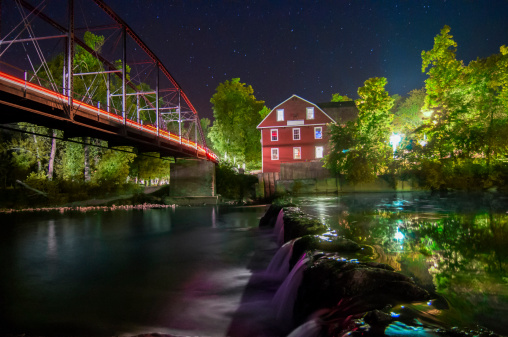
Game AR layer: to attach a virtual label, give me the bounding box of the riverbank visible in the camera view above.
[0,185,174,213]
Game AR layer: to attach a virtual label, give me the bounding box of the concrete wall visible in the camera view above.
[276,178,338,195]
[169,159,216,197]
[264,175,422,197]
[280,161,331,180]
[260,161,422,199]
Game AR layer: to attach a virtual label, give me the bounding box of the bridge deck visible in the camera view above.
[0,71,217,162]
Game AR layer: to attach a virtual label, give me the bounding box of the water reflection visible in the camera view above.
[47,220,57,258]
[0,205,269,337]
[294,193,508,335]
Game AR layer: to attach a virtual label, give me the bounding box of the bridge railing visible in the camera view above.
[0,0,219,163]
[0,68,219,162]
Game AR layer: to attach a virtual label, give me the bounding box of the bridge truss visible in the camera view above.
[0,0,217,161]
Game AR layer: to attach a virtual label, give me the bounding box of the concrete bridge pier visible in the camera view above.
[166,159,218,205]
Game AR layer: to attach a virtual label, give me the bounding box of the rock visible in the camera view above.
[363,309,392,325]
[289,234,361,269]
[293,255,430,324]
[282,207,328,242]
[259,204,282,227]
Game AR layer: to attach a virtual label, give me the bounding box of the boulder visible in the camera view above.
[289,234,361,269]
[293,255,430,324]
[259,204,282,227]
[283,207,328,242]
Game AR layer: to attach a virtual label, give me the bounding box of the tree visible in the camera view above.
[391,88,426,134]
[420,25,466,159]
[92,147,136,185]
[421,26,508,173]
[208,78,267,167]
[325,77,394,183]
[131,153,170,185]
[331,93,353,102]
[200,117,214,151]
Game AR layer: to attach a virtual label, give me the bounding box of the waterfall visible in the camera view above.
[287,318,322,337]
[273,209,285,246]
[265,240,294,281]
[271,253,309,325]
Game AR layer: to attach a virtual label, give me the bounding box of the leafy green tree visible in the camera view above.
[92,147,136,185]
[59,141,85,181]
[331,93,353,102]
[131,153,171,185]
[200,117,214,151]
[326,77,394,183]
[420,25,466,159]
[391,88,426,134]
[208,78,267,167]
[419,25,508,188]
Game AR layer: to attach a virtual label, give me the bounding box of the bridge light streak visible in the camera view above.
[0,71,218,162]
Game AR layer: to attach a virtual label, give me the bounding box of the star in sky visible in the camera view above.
[7,0,508,121]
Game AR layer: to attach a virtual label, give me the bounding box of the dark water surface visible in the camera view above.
[2,193,508,336]
[294,192,508,336]
[0,205,278,337]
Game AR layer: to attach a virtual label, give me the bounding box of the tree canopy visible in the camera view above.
[325,77,394,183]
[208,78,267,167]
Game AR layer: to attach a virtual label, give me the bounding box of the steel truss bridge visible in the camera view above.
[0,0,218,162]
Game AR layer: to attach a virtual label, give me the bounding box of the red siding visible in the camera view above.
[258,95,333,173]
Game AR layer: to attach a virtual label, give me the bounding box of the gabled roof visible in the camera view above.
[257,94,335,129]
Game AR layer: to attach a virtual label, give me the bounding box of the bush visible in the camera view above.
[216,163,258,202]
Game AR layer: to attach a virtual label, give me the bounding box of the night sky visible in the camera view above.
[22,1,508,120]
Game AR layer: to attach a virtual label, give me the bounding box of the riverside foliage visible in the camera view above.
[326,25,508,191]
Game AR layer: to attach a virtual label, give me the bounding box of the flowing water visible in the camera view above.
[292,192,508,336]
[0,205,284,337]
[2,192,508,337]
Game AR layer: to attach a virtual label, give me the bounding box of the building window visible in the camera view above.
[315,127,322,139]
[293,128,300,140]
[271,148,279,160]
[315,146,324,159]
[306,107,314,120]
[293,147,301,160]
[271,129,278,141]
[277,109,284,121]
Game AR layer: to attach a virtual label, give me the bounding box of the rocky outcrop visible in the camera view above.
[282,207,328,242]
[259,204,283,227]
[289,234,361,269]
[293,254,430,326]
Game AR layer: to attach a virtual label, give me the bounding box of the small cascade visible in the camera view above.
[276,223,285,246]
[273,209,285,246]
[271,253,309,325]
[265,240,294,281]
[286,318,322,337]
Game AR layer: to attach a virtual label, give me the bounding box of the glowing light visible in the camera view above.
[390,312,400,317]
[389,133,402,153]
[421,109,433,118]
[419,134,428,147]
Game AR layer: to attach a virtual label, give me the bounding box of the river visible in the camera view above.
[1,193,507,336]
[0,205,282,337]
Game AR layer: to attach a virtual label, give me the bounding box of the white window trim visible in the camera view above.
[277,109,284,121]
[271,148,279,160]
[271,129,278,141]
[315,146,324,159]
[314,126,323,139]
[306,107,315,120]
[293,147,301,160]
[292,128,301,140]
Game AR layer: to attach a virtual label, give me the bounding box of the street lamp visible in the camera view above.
[389,133,402,154]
